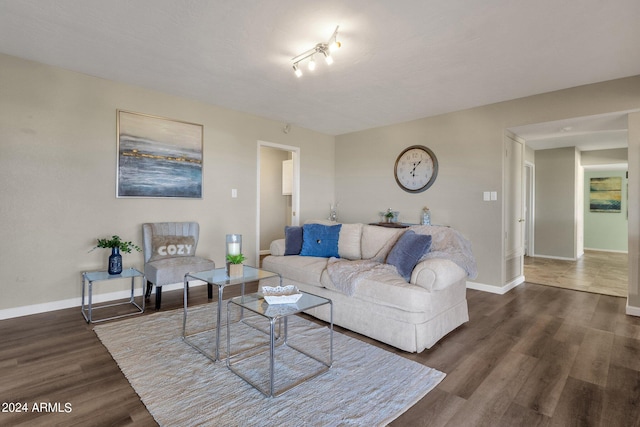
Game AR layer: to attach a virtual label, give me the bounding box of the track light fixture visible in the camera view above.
[291,26,341,77]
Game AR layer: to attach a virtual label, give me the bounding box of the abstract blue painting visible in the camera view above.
[589,177,622,213]
[117,111,203,198]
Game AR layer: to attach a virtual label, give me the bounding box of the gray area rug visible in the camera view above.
[94,302,445,426]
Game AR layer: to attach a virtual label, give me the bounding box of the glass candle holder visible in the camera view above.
[226,234,242,257]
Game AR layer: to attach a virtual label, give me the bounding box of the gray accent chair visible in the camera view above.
[143,222,215,310]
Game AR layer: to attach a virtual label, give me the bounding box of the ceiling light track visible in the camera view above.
[291,26,341,77]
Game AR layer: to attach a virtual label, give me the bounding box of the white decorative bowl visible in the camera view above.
[261,285,302,304]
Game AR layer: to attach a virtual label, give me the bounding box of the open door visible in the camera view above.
[257,141,300,261]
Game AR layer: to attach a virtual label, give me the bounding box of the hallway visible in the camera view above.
[524,250,628,297]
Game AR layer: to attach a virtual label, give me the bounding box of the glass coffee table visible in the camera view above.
[226,291,333,397]
[182,265,280,361]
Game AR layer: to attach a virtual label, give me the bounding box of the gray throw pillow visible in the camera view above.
[284,226,303,255]
[386,231,432,281]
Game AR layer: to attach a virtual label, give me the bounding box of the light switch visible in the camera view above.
[231,189,238,198]
[483,191,491,201]
[490,191,497,201]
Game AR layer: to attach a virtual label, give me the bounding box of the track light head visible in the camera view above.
[308,55,316,71]
[293,63,302,77]
[323,50,333,65]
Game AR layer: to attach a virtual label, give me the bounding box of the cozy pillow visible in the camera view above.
[149,236,196,261]
[284,226,303,255]
[300,223,342,258]
[386,231,432,281]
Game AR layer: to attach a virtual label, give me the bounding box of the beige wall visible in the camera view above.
[1,51,639,315]
[534,147,580,259]
[0,53,335,313]
[335,76,640,292]
[582,148,628,166]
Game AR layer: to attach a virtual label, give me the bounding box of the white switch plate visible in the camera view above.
[483,191,491,201]
[490,191,497,201]
[231,189,237,198]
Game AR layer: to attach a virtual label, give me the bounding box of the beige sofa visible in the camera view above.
[262,222,476,353]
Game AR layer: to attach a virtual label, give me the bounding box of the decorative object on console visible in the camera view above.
[291,26,341,77]
[92,235,141,275]
[421,206,431,225]
[225,234,244,277]
[329,202,339,222]
[380,208,399,223]
[117,110,203,199]
[394,145,438,193]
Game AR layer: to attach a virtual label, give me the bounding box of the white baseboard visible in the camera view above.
[626,303,640,317]
[466,276,524,295]
[584,247,629,254]
[529,254,577,261]
[0,280,206,321]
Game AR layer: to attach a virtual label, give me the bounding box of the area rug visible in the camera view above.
[94,302,445,427]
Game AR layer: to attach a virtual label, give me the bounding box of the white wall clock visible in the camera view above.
[394,145,438,193]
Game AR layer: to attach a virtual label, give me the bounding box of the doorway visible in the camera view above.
[256,141,300,261]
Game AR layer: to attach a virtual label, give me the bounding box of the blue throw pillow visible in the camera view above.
[284,226,303,255]
[386,231,432,281]
[300,223,342,258]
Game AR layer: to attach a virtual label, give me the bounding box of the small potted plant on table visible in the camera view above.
[93,235,141,275]
[226,253,246,278]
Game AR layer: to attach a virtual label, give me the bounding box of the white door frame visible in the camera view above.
[256,140,300,261]
[525,161,535,256]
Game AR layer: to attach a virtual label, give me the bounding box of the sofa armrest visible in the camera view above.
[411,258,467,291]
[269,239,286,256]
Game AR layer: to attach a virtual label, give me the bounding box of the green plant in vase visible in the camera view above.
[95,235,142,253]
[384,209,395,223]
[226,254,246,264]
[226,253,246,277]
[93,235,141,275]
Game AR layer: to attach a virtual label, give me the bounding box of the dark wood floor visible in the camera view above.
[1,282,639,426]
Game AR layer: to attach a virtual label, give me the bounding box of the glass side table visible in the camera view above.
[81,268,145,323]
[183,265,281,361]
[226,291,333,397]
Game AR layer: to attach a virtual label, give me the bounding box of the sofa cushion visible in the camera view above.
[300,223,342,258]
[361,225,405,261]
[386,231,432,281]
[262,255,328,288]
[338,223,363,260]
[284,226,303,255]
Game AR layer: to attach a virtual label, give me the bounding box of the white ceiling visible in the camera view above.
[0,0,639,138]
[509,111,634,151]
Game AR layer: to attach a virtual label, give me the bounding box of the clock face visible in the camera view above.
[394,145,438,193]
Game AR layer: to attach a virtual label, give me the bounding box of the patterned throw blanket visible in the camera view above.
[326,258,397,296]
[411,225,478,279]
[326,225,477,296]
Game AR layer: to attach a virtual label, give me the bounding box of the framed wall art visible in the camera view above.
[117,110,203,198]
[589,176,622,213]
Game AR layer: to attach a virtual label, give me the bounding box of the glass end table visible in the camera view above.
[81,268,145,323]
